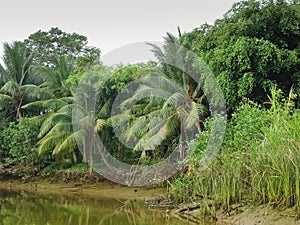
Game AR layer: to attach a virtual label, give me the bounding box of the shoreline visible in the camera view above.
[0,179,167,202]
[1,172,300,225]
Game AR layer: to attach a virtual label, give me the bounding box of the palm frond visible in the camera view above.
[52,133,77,155]
[27,114,48,127]
[22,97,72,110]
[133,119,169,151]
[162,92,186,109]
[0,94,13,103]
[146,42,166,63]
[0,80,18,95]
[57,103,75,114]
[38,134,62,154]
[39,114,71,138]
[140,74,182,92]
[95,119,106,132]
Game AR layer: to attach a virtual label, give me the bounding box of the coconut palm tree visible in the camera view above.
[0,42,42,119]
[112,30,209,161]
[22,55,75,160]
[24,59,107,163]
[37,55,74,97]
[36,101,105,163]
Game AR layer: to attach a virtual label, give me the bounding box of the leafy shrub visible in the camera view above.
[0,118,40,166]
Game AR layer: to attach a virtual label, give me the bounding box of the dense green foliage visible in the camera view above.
[24,27,100,67]
[181,0,300,112]
[0,0,299,214]
[0,118,40,166]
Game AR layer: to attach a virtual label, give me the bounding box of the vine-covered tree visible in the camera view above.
[181,0,300,112]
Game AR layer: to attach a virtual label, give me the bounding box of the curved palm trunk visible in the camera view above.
[16,102,23,119]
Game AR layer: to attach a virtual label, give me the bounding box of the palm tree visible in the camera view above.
[24,60,107,163]
[36,101,102,163]
[0,42,42,119]
[112,29,209,161]
[37,56,74,97]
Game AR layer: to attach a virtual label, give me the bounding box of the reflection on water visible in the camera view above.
[0,189,209,225]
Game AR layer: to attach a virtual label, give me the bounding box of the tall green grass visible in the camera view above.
[169,88,300,212]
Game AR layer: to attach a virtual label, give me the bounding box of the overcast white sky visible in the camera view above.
[0,0,238,60]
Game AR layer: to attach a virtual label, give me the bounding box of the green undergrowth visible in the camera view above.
[169,88,300,213]
[39,162,90,178]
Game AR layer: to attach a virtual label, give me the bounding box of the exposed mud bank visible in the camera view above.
[1,168,300,225]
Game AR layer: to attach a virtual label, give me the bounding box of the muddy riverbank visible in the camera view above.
[1,168,300,225]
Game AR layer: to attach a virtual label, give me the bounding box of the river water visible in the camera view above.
[0,188,211,225]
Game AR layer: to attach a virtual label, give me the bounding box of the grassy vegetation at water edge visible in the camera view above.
[169,88,300,212]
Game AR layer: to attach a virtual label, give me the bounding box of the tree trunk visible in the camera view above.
[16,106,23,119]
